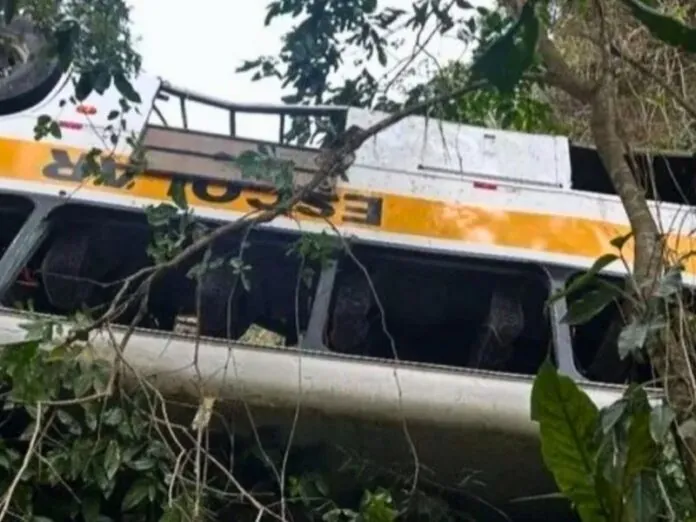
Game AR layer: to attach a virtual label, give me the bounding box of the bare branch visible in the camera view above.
[611,43,696,121]
[0,403,43,522]
[60,78,494,348]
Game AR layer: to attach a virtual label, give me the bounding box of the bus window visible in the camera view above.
[564,273,655,385]
[325,246,554,374]
[0,194,34,255]
[0,194,36,307]
[188,227,321,347]
[3,202,321,348]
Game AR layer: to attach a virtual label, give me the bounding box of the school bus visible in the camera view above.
[0,19,689,519]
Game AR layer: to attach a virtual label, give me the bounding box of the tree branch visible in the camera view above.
[499,0,595,102]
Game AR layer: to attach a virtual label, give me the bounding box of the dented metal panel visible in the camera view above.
[141,125,338,194]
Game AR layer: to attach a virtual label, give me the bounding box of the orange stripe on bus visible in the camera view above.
[0,137,694,275]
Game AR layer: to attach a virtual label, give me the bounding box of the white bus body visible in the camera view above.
[0,62,681,516]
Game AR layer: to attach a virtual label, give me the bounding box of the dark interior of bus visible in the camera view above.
[326,247,552,374]
[564,272,657,386]
[0,196,553,377]
[570,143,696,205]
[0,191,686,386]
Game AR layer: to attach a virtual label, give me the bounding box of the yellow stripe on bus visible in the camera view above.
[0,136,694,275]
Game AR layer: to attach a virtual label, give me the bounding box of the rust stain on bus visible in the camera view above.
[0,137,694,276]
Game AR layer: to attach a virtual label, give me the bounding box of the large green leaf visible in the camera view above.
[470,0,540,93]
[531,360,611,521]
[621,0,696,52]
[649,403,675,443]
[562,285,620,326]
[622,395,658,489]
[549,254,619,306]
[617,319,649,359]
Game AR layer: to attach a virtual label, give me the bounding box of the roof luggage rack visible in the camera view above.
[141,82,348,196]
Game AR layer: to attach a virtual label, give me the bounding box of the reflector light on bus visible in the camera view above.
[76,105,97,115]
[473,181,498,190]
[59,121,83,130]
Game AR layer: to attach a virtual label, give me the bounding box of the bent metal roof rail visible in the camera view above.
[156,81,348,145]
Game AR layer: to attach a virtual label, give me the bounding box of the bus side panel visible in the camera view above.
[0,70,161,157]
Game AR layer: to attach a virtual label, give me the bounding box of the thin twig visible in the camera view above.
[0,402,43,522]
[610,43,696,121]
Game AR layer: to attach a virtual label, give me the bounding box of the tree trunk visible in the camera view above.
[534,14,696,493]
[585,79,661,382]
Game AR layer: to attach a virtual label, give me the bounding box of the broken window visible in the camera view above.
[325,245,553,374]
[1,202,321,348]
[564,272,655,385]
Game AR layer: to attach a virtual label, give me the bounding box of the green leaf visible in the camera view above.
[103,407,124,426]
[57,409,82,436]
[49,121,62,139]
[623,404,657,488]
[621,0,696,53]
[167,179,188,210]
[159,505,182,522]
[649,403,675,442]
[610,232,633,250]
[122,478,150,511]
[93,67,112,95]
[114,73,142,103]
[75,71,95,101]
[562,286,619,325]
[628,472,661,522]
[107,110,119,121]
[617,319,649,359]
[470,0,539,93]
[104,440,121,480]
[530,360,611,521]
[128,458,155,471]
[567,254,620,298]
[74,372,94,397]
[600,399,627,434]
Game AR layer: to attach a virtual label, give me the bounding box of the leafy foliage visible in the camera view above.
[620,0,696,52]
[238,0,557,144]
[531,361,678,522]
[0,328,180,521]
[469,0,539,93]
[402,61,564,133]
[12,0,141,94]
[0,318,476,521]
